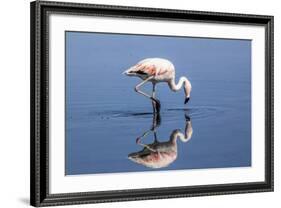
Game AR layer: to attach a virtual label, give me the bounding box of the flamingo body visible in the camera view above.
[125,58,175,83]
[123,58,192,112]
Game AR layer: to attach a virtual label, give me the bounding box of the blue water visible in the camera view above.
[65,32,251,175]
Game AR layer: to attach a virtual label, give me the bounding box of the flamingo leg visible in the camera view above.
[134,77,161,112]
[152,83,156,113]
[152,111,161,131]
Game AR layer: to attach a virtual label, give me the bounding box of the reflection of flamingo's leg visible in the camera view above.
[134,77,161,112]
[136,129,152,143]
[153,131,159,143]
[137,143,157,152]
[137,111,161,144]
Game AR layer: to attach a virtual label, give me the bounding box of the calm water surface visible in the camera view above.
[65,32,251,175]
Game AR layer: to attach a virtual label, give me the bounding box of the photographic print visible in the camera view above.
[65,32,251,175]
[31,1,273,206]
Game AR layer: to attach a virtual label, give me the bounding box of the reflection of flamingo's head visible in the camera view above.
[128,148,177,169]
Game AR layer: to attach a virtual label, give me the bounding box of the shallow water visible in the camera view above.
[65,32,251,175]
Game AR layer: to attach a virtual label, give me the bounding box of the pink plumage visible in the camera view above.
[123,58,191,112]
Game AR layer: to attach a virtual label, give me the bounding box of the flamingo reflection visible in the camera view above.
[128,112,193,169]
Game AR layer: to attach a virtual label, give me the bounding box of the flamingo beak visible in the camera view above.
[184,97,190,104]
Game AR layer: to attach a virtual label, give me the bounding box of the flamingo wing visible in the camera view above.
[130,62,157,76]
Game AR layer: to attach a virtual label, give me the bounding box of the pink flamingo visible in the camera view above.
[123,58,192,112]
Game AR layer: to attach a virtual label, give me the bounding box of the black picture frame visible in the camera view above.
[30,0,274,207]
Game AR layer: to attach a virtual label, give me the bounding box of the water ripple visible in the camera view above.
[86,106,229,121]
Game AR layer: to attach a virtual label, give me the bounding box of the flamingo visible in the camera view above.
[123,58,192,112]
[128,114,193,169]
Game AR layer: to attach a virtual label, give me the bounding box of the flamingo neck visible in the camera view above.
[168,76,191,97]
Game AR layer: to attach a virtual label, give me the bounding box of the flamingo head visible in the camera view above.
[184,79,192,104]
